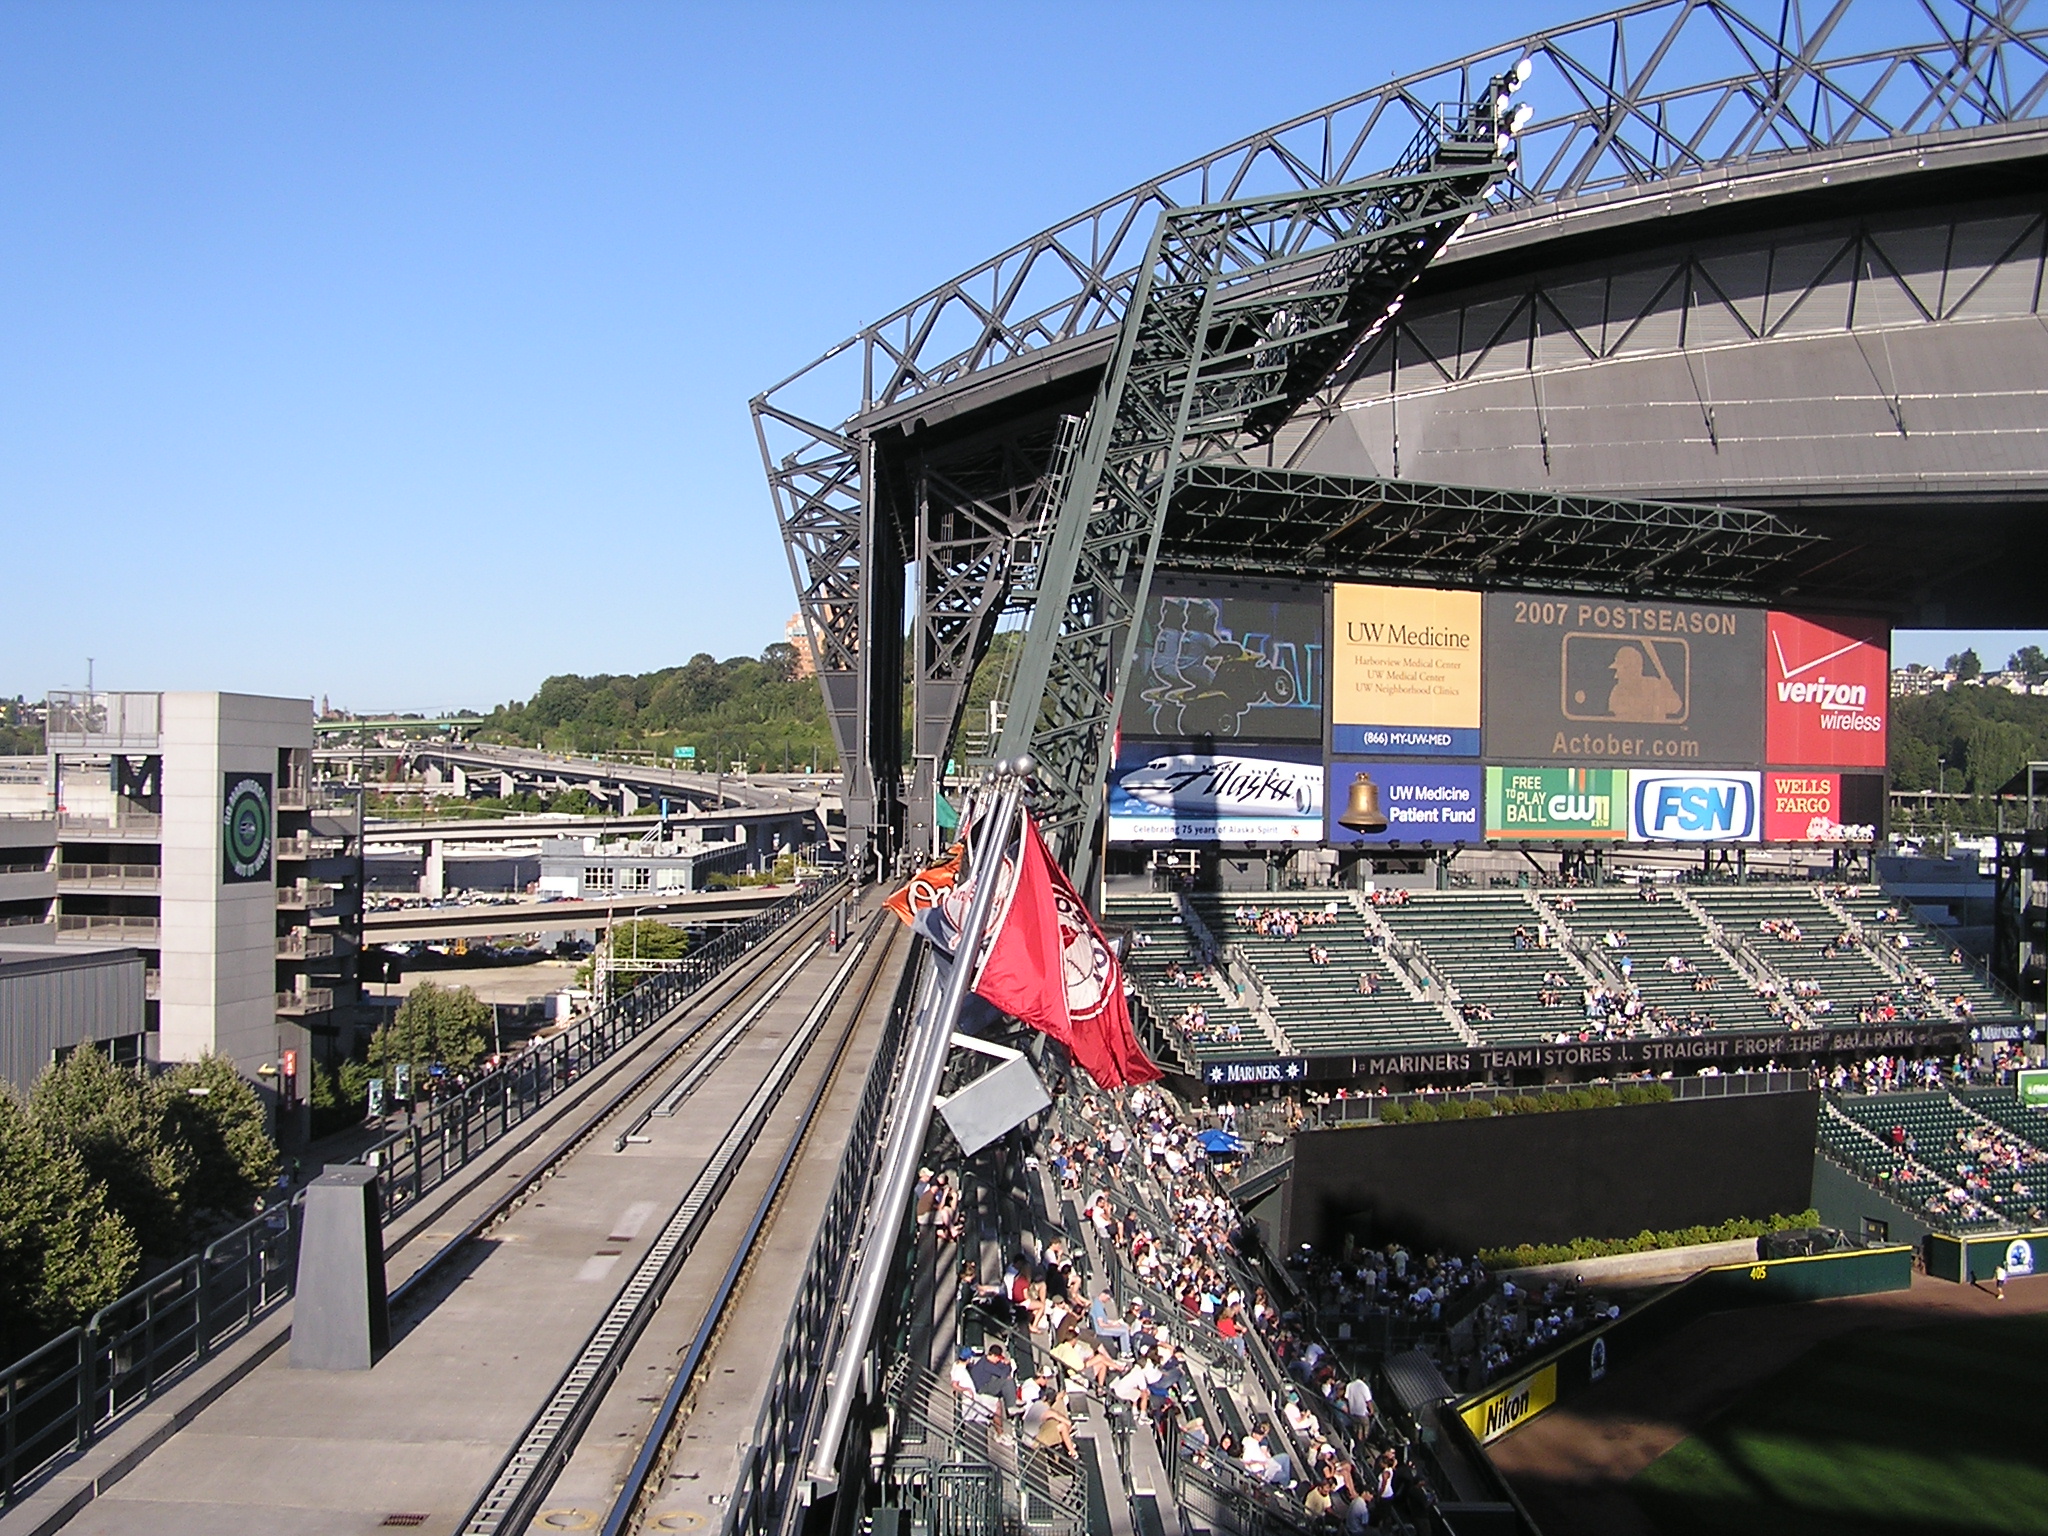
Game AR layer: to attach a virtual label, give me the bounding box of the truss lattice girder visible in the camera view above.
[1165,463,1831,604]
[764,0,2048,440]
[996,128,1514,886]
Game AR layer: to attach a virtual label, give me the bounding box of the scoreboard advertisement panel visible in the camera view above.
[1484,767,1628,840]
[1108,743,1323,844]
[1330,583,1482,756]
[1762,772,1884,842]
[1765,612,1888,768]
[1121,578,1322,743]
[1327,761,1482,846]
[1105,574,1887,848]
[1483,595,1764,769]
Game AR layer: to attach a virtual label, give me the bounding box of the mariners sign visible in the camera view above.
[1201,1057,1309,1087]
[222,772,274,884]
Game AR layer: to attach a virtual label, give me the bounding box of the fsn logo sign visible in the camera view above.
[1630,772,1759,842]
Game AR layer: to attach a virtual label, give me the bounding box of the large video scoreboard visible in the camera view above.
[1106,576,1889,849]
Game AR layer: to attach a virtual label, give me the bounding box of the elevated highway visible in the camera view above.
[405,742,822,817]
[364,885,797,943]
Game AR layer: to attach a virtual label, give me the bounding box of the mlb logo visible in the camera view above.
[1562,634,1689,724]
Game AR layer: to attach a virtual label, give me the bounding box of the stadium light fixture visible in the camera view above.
[1511,56,1535,89]
[1510,102,1535,133]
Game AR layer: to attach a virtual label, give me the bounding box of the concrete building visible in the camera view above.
[535,829,750,900]
[0,691,365,1137]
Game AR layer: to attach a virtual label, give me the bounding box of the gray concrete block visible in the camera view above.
[290,1167,389,1370]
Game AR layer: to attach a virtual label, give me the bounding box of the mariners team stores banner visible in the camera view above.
[1330,583,1482,756]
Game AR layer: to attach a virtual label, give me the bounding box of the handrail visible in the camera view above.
[0,875,841,1509]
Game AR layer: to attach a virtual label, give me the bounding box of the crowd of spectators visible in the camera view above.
[1232,904,1344,940]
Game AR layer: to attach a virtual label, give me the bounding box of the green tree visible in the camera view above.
[2010,645,2048,685]
[577,918,688,988]
[158,1056,280,1219]
[1947,648,1983,682]
[0,1093,140,1360]
[29,1046,190,1257]
[1966,717,2030,794]
[370,981,491,1082]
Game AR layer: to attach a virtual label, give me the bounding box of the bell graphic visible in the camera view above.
[1339,772,1389,834]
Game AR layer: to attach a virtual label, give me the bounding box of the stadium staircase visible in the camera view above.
[1690,888,1907,1023]
[1536,888,1780,1030]
[1828,1090,2047,1229]
[1371,892,1598,1045]
[1188,895,1467,1055]
[1830,890,2023,1020]
[1105,892,1280,1063]
[893,1085,1419,1536]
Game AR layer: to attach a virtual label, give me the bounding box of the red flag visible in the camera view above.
[972,815,1160,1090]
[885,843,963,929]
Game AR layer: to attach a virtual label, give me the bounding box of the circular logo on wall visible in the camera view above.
[2006,1239,2035,1277]
[1589,1336,1608,1382]
[223,774,273,883]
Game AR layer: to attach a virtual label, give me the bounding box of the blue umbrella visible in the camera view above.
[1197,1128,1248,1154]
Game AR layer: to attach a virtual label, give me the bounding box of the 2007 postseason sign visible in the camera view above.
[1483,594,1763,768]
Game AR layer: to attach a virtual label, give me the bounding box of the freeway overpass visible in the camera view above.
[361,808,769,849]
[406,742,821,815]
[363,885,795,943]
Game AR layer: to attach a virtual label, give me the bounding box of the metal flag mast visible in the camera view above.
[801,755,1034,1492]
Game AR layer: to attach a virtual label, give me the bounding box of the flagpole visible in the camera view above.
[802,757,1032,1494]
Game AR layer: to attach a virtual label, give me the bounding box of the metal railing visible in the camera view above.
[276,930,336,960]
[55,863,160,889]
[56,810,161,838]
[0,1200,299,1505]
[0,875,840,1508]
[276,988,335,1016]
[358,876,838,1228]
[720,943,922,1536]
[275,883,334,912]
[55,915,159,943]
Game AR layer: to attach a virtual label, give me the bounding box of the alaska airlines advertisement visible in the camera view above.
[1108,744,1323,844]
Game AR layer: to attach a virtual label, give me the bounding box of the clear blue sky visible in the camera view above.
[3,2,2040,711]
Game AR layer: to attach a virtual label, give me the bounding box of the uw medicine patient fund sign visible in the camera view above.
[1331,583,1481,756]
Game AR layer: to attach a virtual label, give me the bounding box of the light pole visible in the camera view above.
[1939,758,1949,858]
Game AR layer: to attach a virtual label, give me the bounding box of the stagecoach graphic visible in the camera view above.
[1132,596,1315,738]
[1560,633,1689,725]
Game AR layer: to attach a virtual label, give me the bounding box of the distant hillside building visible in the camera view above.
[785,614,816,679]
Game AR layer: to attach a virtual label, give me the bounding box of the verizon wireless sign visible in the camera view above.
[1766,613,1888,768]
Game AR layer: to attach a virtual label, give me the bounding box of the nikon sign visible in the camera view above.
[222,772,274,884]
[1483,595,1763,768]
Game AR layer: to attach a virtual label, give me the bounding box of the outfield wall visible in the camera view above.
[1924,1229,2048,1284]
[1455,1245,1915,1446]
[1283,1092,1818,1252]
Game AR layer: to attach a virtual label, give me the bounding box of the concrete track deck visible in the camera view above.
[51,915,901,1536]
